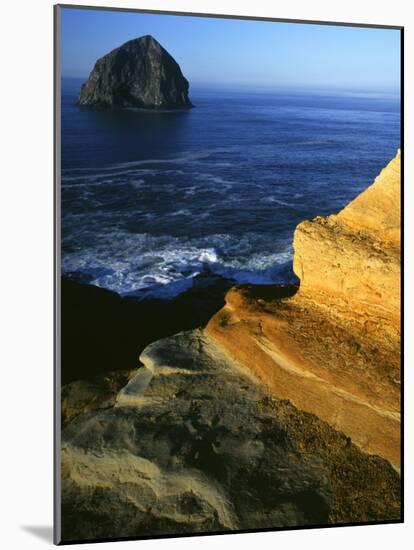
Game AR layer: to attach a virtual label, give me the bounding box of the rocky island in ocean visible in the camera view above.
[78,35,192,109]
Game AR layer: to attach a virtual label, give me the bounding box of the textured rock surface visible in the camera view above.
[294,150,401,324]
[61,370,138,427]
[61,330,399,542]
[78,35,192,109]
[206,152,401,470]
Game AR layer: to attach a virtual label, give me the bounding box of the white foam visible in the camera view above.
[168,209,192,217]
[198,249,218,263]
[261,197,295,207]
[62,168,154,184]
[131,179,145,189]
[61,149,220,175]
[62,229,294,298]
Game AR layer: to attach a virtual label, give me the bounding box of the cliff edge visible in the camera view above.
[294,150,400,323]
[60,153,401,540]
[206,151,401,470]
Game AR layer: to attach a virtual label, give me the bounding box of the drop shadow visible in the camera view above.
[21,525,53,543]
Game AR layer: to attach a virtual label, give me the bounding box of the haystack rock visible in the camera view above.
[78,35,192,109]
[206,151,401,470]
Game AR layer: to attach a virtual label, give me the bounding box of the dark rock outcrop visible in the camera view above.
[61,274,232,384]
[78,35,192,109]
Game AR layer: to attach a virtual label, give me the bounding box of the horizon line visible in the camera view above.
[60,75,400,98]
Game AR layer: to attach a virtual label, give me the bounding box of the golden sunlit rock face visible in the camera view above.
[206,151,401,470]
[294,150,400,324]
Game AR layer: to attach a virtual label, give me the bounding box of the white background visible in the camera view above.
[0,0,411,547]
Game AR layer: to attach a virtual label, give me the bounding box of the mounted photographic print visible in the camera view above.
[54,4,403,545]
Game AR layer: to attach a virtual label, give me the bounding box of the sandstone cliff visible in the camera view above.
[294,150,400,323]
[78,35,192,109]
[206,151,401,470]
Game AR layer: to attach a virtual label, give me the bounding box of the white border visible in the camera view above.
[1,1,412,548]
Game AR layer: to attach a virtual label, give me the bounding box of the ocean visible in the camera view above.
[61,77,400,298]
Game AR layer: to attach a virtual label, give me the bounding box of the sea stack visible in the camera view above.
[78,35,192,109]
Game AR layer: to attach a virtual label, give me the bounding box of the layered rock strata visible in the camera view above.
[206,151,401,470]
[61,330,399,542]
[61,330,330,540]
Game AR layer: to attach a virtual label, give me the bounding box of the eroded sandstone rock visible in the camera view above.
[61,329,399,542]
[206,152,401,470]
[293,150,401,324]
[61,330,331,540]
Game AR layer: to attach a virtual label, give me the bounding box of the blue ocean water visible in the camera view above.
[61,78,400,297]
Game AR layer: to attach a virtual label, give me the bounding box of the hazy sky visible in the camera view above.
[60,7,401,94]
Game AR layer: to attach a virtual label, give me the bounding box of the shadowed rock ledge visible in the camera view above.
[206,151,401,470]
[78,35,192,109]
